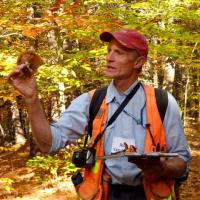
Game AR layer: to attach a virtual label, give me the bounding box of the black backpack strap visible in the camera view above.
[155,88,168,122]
[84,87,107,147]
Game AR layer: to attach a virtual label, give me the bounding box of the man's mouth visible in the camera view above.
[107,65,115,69]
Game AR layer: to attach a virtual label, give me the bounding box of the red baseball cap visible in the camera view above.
[100,29,148,59]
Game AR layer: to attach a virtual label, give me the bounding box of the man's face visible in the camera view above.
[104,39,138,80]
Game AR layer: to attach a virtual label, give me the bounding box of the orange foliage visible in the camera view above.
[0,65,4,71]
[22,26,45,38]
[51,0,66,12]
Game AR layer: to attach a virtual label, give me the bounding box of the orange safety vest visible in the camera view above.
[74,85,176,200]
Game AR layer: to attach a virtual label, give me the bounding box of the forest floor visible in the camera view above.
[0,123,199,200]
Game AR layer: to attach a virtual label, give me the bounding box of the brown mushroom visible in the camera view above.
[17,51,43,77]
[124,143,137,153]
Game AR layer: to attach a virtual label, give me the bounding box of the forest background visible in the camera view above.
[0,0,199,199]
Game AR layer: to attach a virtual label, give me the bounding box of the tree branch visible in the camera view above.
[0,33,22,38]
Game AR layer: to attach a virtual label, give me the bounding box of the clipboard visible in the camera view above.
[96,152,179,160]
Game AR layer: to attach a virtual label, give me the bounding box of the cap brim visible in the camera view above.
[100,32,114,42]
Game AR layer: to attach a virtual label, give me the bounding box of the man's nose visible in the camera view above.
[107,51,115,62]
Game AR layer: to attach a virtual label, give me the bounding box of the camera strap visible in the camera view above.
[87,82,141,149]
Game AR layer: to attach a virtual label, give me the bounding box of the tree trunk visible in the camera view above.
[172,64,185,111]
[163,58,175,93]
[183,73,189,127]
[0,100,15,145]
[12,97,26,146]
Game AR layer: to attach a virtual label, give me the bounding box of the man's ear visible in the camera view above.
[133,56,146,69]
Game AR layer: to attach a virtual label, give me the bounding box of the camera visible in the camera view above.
[72,147,95,168]
[71,171,83,186]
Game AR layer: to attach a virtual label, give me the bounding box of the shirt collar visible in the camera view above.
[106,80,140,104]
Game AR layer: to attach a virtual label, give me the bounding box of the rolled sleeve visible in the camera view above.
[49,92,90,153]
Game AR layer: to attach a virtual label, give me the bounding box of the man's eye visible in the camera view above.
[117,50,124,55]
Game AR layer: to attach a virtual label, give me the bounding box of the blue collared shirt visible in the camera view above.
[50,80,191,185]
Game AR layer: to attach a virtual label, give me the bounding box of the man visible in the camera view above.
[8,29,191,200]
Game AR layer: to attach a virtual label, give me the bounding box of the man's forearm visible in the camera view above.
[26,95,52,153]
[162,157,187,179]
